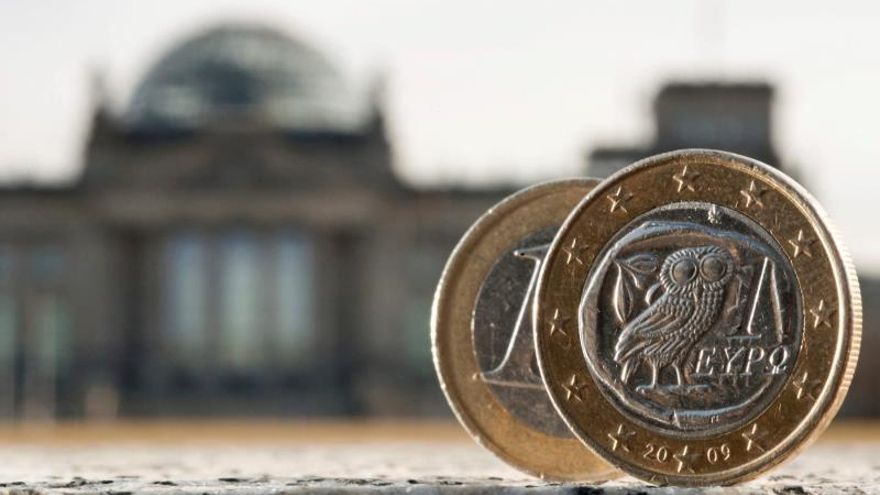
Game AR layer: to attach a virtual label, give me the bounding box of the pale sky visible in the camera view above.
[1,1,879,271]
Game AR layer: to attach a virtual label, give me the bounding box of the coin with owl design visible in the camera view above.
[581,203,802,437]
[535,150,860,486]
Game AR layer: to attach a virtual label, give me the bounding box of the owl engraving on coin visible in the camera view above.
[580,202,802,435]
[615,245,735,390]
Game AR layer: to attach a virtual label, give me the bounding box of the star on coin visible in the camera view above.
[741,423,766,453]
[672,165,700,193]
[673,445,698,474]
[548,308,569,338]
[607,424,635,452]
[606,186,633,213]
[809,299,835,329]
[788,229,815,258]
[739,180,767,209]
[793,371,822,402]
[562,374,587,402]
[562,237,589,266]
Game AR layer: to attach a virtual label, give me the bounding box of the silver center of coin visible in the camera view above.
[472,227,571,438]
[580,202,802,436]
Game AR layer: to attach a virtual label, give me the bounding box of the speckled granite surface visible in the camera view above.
[0,440,877,494]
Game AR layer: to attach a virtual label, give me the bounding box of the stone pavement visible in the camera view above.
[0,422,877,494]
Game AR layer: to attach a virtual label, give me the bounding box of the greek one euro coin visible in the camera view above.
[432,179,618,481]
[535,149,860,486]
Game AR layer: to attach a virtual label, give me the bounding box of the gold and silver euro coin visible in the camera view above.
[432,179,618,481]
[535,149,860,486]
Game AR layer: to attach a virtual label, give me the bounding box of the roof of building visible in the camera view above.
[125,24,368,133]
[655,81,775,97]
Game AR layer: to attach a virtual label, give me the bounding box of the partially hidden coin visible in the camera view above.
[432,178,619,481]
[535,149,861,486]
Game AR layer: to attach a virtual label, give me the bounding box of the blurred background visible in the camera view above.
[0,0,877,422]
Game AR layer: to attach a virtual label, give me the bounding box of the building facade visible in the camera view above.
[0,25,511,419]
[588,83,781,177]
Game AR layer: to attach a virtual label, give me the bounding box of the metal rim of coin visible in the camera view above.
[534,149,861,486]
[432,178,619,481]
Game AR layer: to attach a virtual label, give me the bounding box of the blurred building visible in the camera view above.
[0,24,510,419]
[588,83,781,177]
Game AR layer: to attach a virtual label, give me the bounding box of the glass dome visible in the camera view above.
[126,24,366,132]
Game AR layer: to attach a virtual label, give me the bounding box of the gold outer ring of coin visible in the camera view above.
[534,149,861,486]
[432,178,619,481]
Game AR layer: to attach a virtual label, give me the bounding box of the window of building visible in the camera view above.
[403,243,448,376]
[274,230,314,368]
[161,228,316,381]
[163,232,208,371]
[15,243,70,419]
[28,245,69,375]
[0,291,14,366]
[0,245,16,416]
[0,246,15,367]
[218,230,262,373]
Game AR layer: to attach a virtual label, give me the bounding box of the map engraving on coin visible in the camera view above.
[580,202,802,436]
[474,228,570,437]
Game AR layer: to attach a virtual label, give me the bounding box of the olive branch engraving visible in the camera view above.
[611,253,661,326]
